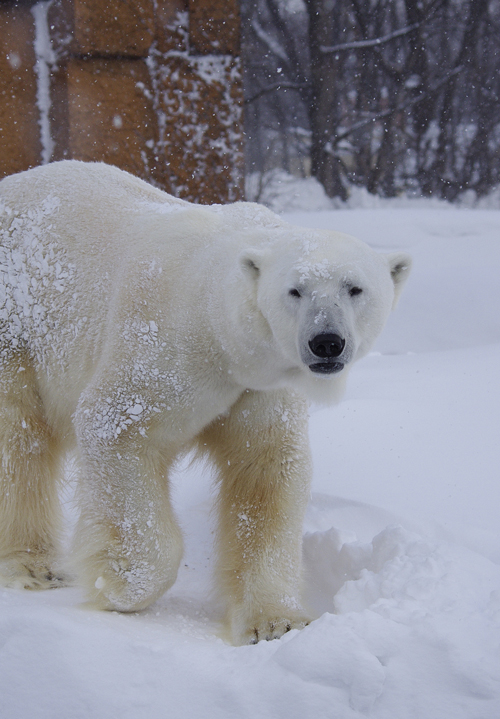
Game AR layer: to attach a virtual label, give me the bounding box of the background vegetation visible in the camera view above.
[242,0,500,202]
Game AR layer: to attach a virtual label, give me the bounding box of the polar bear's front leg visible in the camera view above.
[74,401,183,611]
[199,389,312,644]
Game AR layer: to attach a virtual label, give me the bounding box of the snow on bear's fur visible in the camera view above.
[0,161,411,644]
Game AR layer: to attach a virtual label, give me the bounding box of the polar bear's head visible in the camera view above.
[238,227,411,402]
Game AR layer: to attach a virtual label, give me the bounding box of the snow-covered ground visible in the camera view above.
[2,190,500,718]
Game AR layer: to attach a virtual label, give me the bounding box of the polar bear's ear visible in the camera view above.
[387,252,412,308]
[240,249,269,279]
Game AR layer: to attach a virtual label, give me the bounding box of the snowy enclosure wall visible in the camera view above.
[0,0,244,204]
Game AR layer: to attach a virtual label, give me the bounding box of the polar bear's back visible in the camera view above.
[0,161,187,216]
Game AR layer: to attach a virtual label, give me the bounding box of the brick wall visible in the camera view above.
[0,0,244,203]
[0,3,42,177]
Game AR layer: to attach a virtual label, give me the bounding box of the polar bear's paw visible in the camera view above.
[74,516,183,612]
[0,551,67,590]
[80,550,159,612]
[247,615,310,644]
[233,607,311,645]
[77,537,181,613]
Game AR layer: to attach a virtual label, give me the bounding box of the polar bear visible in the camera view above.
[0,161,410,644]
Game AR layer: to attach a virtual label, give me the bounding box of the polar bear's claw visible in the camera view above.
[0,552,67,590]
[236,610,311,644]
[248,616,310,644]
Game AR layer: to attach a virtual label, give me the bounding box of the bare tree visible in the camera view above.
[242,0,500,201]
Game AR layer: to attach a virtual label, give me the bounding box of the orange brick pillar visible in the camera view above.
[150,0,244,202]
[48,0,157,180]
[0,2,42,179]
[47,0,243,203]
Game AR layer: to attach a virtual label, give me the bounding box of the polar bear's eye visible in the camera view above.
[289,288,302,298]
[349,286,363,297]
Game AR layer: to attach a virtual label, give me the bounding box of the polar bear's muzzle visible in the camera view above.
[307,333,345,374]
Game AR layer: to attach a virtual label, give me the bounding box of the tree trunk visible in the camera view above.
[304,0,347,200]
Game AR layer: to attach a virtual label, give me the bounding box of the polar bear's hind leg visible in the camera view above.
[0,354,65,589]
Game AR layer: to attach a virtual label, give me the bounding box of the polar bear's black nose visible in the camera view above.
[309,333,345,358]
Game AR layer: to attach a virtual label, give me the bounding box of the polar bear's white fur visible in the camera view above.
[0,161,410,644]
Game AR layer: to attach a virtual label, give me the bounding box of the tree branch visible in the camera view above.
[245,81,309,105]
[251,18,288,62]
[320,22,421,54]
[328,65,464,147]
